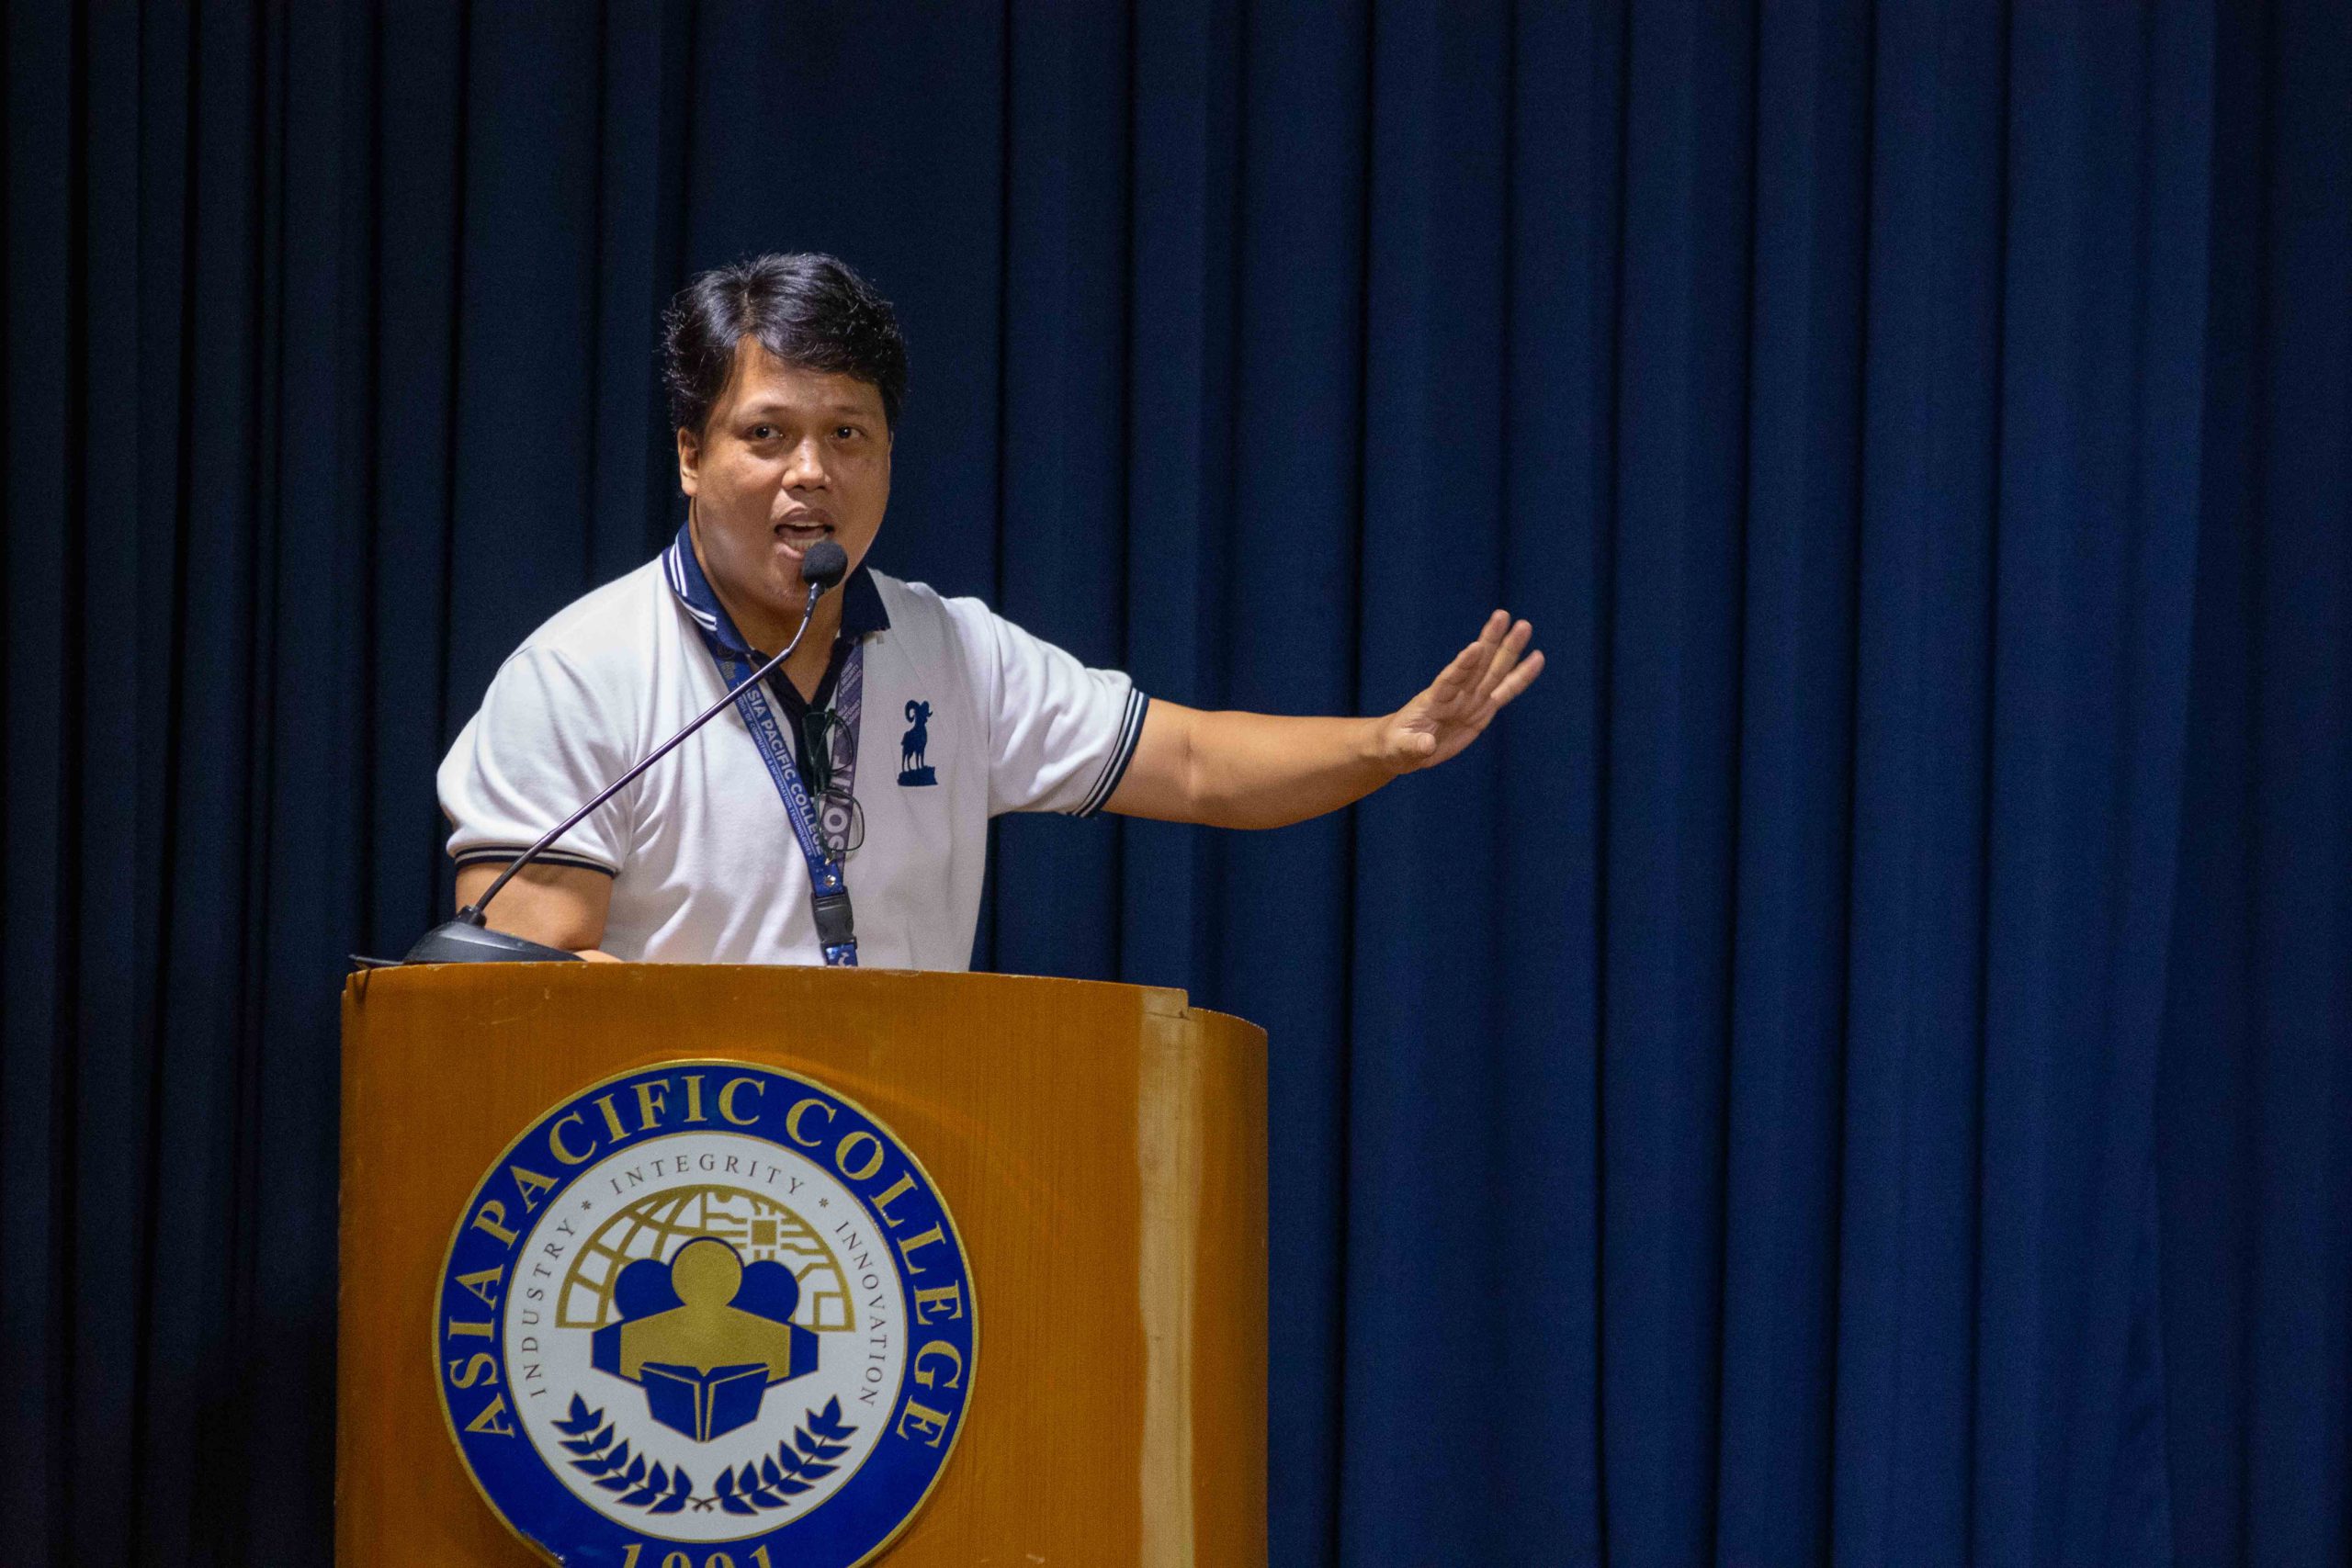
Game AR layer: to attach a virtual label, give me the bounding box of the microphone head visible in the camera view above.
[801,538,850,592]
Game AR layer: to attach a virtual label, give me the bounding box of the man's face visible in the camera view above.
[677,337,891,639]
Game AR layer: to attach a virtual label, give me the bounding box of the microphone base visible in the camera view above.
[400,919,585,964]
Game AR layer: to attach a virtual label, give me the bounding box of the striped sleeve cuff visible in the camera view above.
[452,845,620,877]
[1072,689,1149,818]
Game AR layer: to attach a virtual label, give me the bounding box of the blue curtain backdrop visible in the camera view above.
[2,2,2345,1564]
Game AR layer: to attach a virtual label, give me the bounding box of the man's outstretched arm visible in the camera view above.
[1104,611,1544,829]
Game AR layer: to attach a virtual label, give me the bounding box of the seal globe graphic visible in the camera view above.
[435,1062,976,1567]
[558,1183,855,1334]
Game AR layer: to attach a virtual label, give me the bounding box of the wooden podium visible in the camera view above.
[338,964,1267,1565]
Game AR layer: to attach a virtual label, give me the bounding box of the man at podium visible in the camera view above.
[439,252,1542,966]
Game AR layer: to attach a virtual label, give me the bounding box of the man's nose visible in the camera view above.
[781,436,830,489]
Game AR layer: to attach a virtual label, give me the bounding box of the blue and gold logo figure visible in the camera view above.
[435,1060,976,1568]
[595,1237,818,1442]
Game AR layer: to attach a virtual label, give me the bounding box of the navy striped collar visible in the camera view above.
[662,521,888,654]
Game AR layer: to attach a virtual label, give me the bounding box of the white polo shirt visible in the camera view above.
[437,532,1148,968]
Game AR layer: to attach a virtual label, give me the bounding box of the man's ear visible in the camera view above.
[675,426,701,496]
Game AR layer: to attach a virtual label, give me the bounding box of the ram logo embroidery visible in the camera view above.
[898,700,937,787]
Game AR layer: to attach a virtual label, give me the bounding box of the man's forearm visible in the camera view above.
[1109,703,1396,829]
[1102,617,1541,829]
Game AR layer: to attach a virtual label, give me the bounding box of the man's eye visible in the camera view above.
[834,426,861,441]
[750,424,777,441]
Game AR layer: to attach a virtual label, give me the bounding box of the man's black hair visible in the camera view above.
[662,253,909,435]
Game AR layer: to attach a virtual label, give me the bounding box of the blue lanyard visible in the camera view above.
[664,528,866,964]
[698,633,864,965]
[664,528,864,964]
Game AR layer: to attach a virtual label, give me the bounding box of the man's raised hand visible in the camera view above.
[1377,611,1545,773]
[1105,609,1544,829]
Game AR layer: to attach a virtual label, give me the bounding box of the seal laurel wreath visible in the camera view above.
[550,1393,860,1517]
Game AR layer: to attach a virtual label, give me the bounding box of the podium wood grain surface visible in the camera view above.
[338,964,1266,1566]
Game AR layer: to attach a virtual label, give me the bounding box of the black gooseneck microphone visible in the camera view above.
[390,538,852,965]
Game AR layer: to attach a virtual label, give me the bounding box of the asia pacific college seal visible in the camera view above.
[435,1062,976,1568]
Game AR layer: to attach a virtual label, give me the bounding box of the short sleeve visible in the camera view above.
[950,601,1148,818]
[438,645,634,875]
